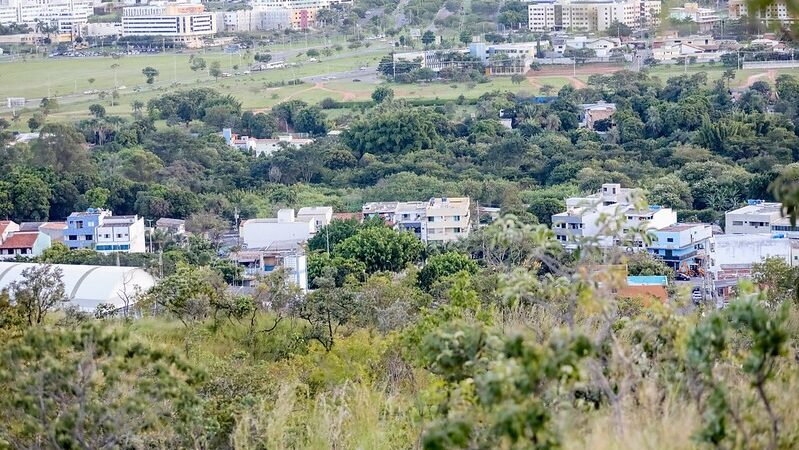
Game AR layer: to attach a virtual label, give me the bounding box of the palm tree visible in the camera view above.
[131,100,144,115]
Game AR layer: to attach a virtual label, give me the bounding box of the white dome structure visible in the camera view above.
[0,262,157,312]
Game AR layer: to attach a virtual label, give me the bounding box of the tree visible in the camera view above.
[306,48,320,58]
[751,257,798,307]
[9,264,67,326]
[190,56,207,72]
[27,114,42,132]
[146,264,227,326]
[418,252,478,290]
[142,66,159,85]
[607,20,632,37]
[459,30,472,45]
[6,170,51,221]
[307,219,361,252]
[39,97,58,115]
[30,123,92,174]
[511,73,526,85]
[131,100,144,114]
[421,30,436,46]
[0,324,208,449]
[371,86,394,104]
[254,53,272,63]
[89,103,106,118]
[209,61,222,79]
[292,106,327,135]
[335,226,424,273]
[528,197,564,226]
[186,212,229,250]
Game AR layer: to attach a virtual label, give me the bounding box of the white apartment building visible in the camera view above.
[95,215,146,253]
[724,201,783,234]
[0,0,93,36]
[240,208,316,250]
[362,197,471,243]
[296,206,333,232]
[729,0,796,23]
[122,2,216,48]
[528,0,661,32]
[669,2,720,32]
[552,183,676,247]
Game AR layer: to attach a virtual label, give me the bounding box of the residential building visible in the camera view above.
[121,2,216,48]
[579,102,617,130]
[222,129,314,156]
[725,201,783,234]
[362,197,471,243]
[20,221,67,243]
[65,208,112,250]
[0,231,51,259]
[248,0,344,28]
[552,36,621,58]
[219,9,261,32]
[527,0,661,33]
[668,3,720,32]
[423,197,471,243]
[229,244,308,291]
[259,7,292,29]
[393,49,475,72]
[95,215,146,253]
[552,183,675,247]
[709,234,798,281]
[647,223,712,273]
[296,206,333,232]
[156,217,186,235]
[0,220,20,244]
[240,208,315,250]
[729,0,797,24]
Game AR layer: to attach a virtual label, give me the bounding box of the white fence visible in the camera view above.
[742,60,799,69]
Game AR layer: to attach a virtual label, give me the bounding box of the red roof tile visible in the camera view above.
[0,221,14,236]
[0,232,39,249]
[40,222,67,230]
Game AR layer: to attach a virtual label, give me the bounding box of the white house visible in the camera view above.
[0,220,20,244]
[95,215,146,253]
[362,197,471,243]
[709,234,798,280]
[240,208,315,250]
[0,231,51,259]
[296,206,333,232]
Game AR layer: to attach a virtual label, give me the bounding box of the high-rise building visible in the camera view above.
[122,2,216,48]
[0,0,93,36]
[527,0,661,32]
[728,0,796,24]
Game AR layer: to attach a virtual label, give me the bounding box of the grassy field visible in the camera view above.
[4,50,799,132]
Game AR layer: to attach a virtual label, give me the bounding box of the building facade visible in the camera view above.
[65,208,112,250]
[362,197,472,243]
[647,223,712,273]
[729,0,796,23]
[668,3,720,32]
[528,0,661,32]
[240,208,316,250]
[95,215,146,253]
[724,201,783,234]
[0,231,51,259]
[0,0,93,37]
[122,2,216,48]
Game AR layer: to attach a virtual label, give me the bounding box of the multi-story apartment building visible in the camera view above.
[240,208,316,250]
[552,183,676,247]
[423,197,471,243]
[729,0,796,24]
[296,206,333,232]
[647,223,712,272]
[95,215,146,253]
[362,197,471,243]
[528,0,661,32]
[724,201,783,234]
[229,246,308,291]
[65,208,112,250]
[668,2,720,32]
[122,2,216,48]
[0,0,93,37]
[248,0,349,28]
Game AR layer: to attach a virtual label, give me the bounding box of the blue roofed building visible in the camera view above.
[648,223,713,274]
[64,208,112,250]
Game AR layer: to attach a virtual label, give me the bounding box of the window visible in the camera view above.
[117,234,123,239]
[732,221,743,226]
[75,220,84,229]
[68,235,77,241]
[104,234,110,239]
[85,235,92,241]
[667,238,674,242]
[454,215,461,221]
[428,217,434,222]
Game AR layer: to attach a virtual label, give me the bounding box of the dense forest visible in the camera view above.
[2,67,799,448]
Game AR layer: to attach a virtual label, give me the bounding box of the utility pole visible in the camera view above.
[234,207,241,247]
[146,219,154,253]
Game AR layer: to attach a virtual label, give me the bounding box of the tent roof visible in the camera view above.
[0,262,157,312]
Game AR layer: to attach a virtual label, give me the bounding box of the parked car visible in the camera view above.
[675,273,690,281]
[691,287,703,304]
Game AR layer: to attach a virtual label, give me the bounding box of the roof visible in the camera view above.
[0,221,17,236]
[40,222,66,230]
[156,218,185,226]
[0,232,39,249]
[297,206,333,216]
[726,201,782,216]
[658,223,709,232]
[19,222,44,232]
[68,208,111,218]
[0,262,157,312]
[627,275,668,286]
[332,212,363,221]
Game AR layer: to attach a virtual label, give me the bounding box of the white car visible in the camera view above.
[359,66,368,70]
